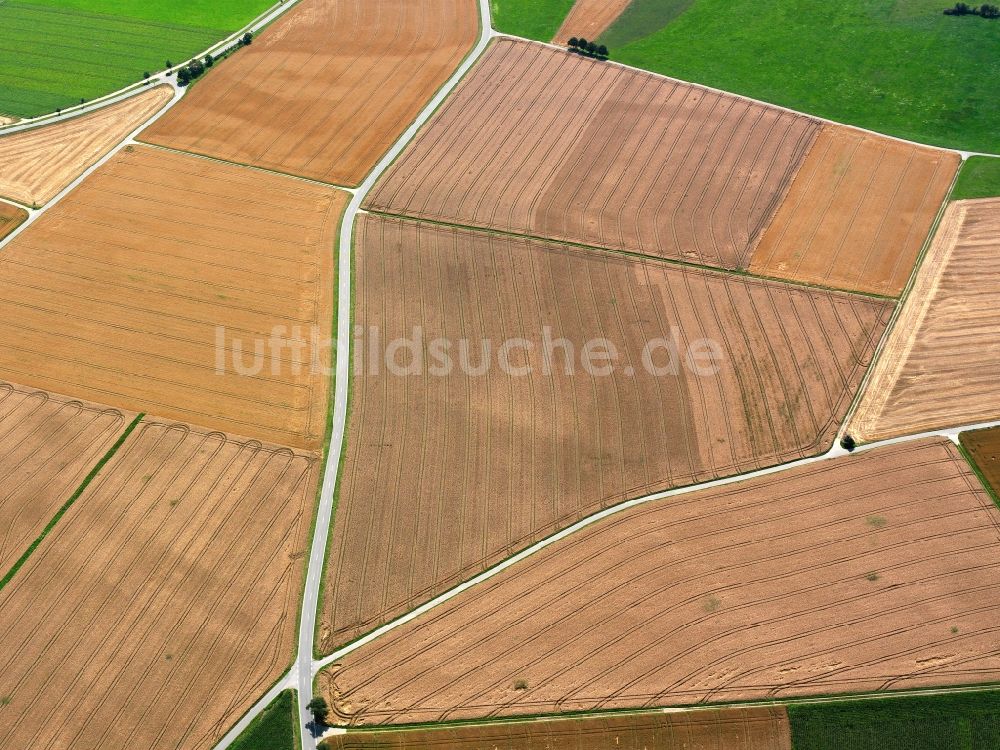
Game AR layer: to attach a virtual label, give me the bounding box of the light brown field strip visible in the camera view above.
[850,198,1000,442]
[0,144,346,449]
[0,201,27,240]
[0,418,319,750]
[321,706,791,749]
[0,381,133,574]
[320,439,1000,725]
[750,125,959,297]
[318,215,891,652]
[0,86,172,206]
[552,0,632,45]
[365,37,819,270]
[143,0,478,186]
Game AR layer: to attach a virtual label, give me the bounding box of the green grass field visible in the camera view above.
[490,0,574,41]
[788,690,1000,749]
[598,0,1000,154]
[230,690,298,750]
[0,0,272,117]
[952,156,1000,199]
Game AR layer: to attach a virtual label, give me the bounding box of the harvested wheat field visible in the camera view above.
[0,418,319,750]
[365,38,818,270]
[0,381,133,574]
[750,125,959,296]
[961,427,1000,497]
[322,706,791,749]
[143,0,477,186]
[0,144,346,449]
[0,201,27,240]
[849,198,1000,442]
[320,438,1000,725]
[0,86,172,206]
[552,0,632,45]
[318,215,891,651]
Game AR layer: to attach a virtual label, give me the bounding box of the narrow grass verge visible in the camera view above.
[229,689,298,750]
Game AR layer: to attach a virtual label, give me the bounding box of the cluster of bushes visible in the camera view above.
[944,2,1000,17]
[567,37,609,60]
[173,31,253,86]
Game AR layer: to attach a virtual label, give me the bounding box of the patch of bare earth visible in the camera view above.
[320,705,791,749]
[320,439,1000,725]
[142,0,478,186]
[317,215,891,652]
[0,201,27,240]
[849,198,1000,442]
[0,86,172,206]
[749,125,959,296]
[0,144,347,449]
[0,381,133,573]
[0,419,319,750]
[365,38,819,269]
[961,426,1000,498]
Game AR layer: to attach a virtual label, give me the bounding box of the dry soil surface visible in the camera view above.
[0,86,172,206]
[143,0,478,186]
[750,125,959,297]
[0,201,28,240]
[317,215,892,651]
[320,439,1000,724]
[0,144,346,449]
[849,198,1000,442]
[0,381,133,574]
[552,0,632,45]
[365,38,818,270]
[961,426,1000,497]
[0,419,319,750]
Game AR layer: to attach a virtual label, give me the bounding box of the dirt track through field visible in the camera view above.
[0,381,133,574]
[320,439,1000,725]
[0,86,172,206]
[0,201,27,240]
[142,0,478,186]
[0,144,346,449]
[750,125,959,296]
[317,215,891,652]
[0,418,319,750]
[849,198,1000,442]
[322,705,791,749]
[365,38,818,269]
[552,0,632,45]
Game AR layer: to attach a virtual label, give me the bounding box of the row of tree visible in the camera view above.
[174,31,254,86]
[944,3,1000,17]
[567,37,609,60]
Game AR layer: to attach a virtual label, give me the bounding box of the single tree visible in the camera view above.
[242,31,253,45]
[204,53,214,67]
[568,37,579,48]
[577,37,589,50]
[840,434,856,452]
[177,68,191,86]
[597,44,608,58]
[166,60,173,69]
[586,41,598,55]
[143,71,151,79]
[307,696,330,724]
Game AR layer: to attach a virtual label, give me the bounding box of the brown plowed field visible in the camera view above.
[321,706,791,749]
[0,86,172,205]
[142,0,478,186]
[0,144,346,449]
[961,427,1000,497]
[0,201,27,240]
[0,418,319,750]
[320,439,1000,725]
[749,126,959,297]
[0,381,133,573]
[318,215,891,652]
[849,198,1000,442]
[364,38,819,269]
[552,0,632,45]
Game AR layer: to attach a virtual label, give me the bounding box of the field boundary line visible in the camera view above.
[0,411,144,592]
[494,34,1000,161]
[134,141,359,193]
[364,208,897,301]
[0,0,304,133]
[210,670,296,749]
